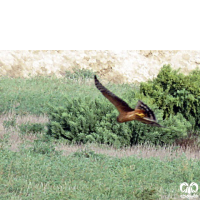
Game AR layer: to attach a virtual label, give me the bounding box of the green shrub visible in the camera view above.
[47,91,192,146]
[18,122,45,135]
[140,65,200,129]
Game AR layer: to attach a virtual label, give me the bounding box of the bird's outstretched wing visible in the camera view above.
[94,75,164,127]
[94,75,134,113]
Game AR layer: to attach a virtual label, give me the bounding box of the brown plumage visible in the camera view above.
[94,75,164,127]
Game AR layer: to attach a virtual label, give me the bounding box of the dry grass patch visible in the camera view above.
[0,113,48,152]
[56,142,200,160]
[1,112,200,160]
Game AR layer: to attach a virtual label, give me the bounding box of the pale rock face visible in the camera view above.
[0,50,199,83]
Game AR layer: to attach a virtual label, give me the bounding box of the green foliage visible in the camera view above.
[47,97,132,147]
[140,65,200,129]
[18,122,45,135]
[47,90,192,146]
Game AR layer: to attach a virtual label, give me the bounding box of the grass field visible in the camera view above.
[0,75,200,200]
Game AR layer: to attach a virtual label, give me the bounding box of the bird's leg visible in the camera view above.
[135,113,145,118]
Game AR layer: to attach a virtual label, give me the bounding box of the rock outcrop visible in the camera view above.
[0,50,199,83]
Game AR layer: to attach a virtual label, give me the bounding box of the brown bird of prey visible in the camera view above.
[94,75,164,127]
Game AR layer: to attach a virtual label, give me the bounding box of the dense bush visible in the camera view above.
[140,65,200,129]
[47,90,191,146]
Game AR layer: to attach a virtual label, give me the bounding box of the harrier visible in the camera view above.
[94,75,164,127]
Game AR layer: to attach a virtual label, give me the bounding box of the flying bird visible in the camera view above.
[94,75,164,127]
